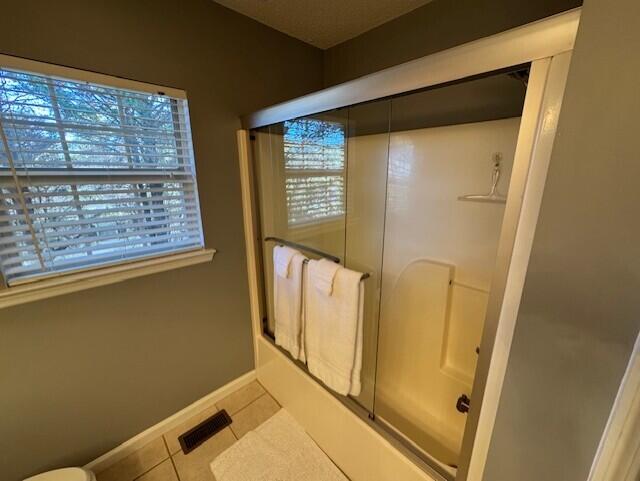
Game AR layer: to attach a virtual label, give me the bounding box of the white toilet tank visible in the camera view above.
[24,467,95,481]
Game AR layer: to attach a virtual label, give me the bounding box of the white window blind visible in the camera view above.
[0,67,205,285]
[283,118,345,226]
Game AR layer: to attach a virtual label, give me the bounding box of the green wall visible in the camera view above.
[484,0,640,479]
[323,0,582,86]
[0,1,322,480]
[4,1,629,481]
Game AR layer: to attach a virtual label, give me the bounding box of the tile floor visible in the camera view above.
[96,380,280,481]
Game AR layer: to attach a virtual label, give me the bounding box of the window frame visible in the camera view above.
[0,54,214,306]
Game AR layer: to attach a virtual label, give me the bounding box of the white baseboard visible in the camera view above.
[84,370,256,473]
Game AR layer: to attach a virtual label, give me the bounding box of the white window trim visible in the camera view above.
[0,247,215,309]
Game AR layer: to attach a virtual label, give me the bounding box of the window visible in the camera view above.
[283,118,345,226]
[0,65,205,286]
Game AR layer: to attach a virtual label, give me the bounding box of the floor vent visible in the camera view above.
[178,409,232,454]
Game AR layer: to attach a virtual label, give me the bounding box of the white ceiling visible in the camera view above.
[214,0,433,49]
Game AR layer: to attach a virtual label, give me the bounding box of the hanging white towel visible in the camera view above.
[304,260,364,396]
[312,258,341,296]
[273,247,306,360]
[273,245,297,278]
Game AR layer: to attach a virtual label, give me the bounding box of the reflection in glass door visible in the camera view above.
[252,104,390,413]
[373,69,529,472]
[253,110,348,335]
[251,66,530,477]
[343,100,391,412]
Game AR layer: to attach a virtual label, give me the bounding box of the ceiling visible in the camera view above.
[213,0,433,49]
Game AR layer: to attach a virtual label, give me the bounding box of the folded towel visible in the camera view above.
[304,260,364,396]
[274,248,306,359]
[312,258,341,296]
[273,245,297,278]
[210,409,347,481]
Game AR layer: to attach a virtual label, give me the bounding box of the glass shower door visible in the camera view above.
[343,100,391,411]
[253,109,348,334]
[372,69,528,472]
[252,102,390,413]
[251,67,529,476]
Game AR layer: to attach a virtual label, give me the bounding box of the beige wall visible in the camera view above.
[322,0,582,86]
[0,1,322,480]
[483,0,640,480]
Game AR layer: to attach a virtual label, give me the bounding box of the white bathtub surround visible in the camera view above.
[211,409,347,481]
[274,248,307,359]
[305,261,365,396]
[256,339,438,481]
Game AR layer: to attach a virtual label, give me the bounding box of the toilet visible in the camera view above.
[24,468,95,481]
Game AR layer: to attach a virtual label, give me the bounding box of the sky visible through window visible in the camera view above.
[283,118,345,226]
[0,67,204,284]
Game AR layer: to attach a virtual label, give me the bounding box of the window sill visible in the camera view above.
[0,248,216,310]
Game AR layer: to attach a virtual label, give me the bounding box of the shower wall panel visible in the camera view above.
[374,117,521,466]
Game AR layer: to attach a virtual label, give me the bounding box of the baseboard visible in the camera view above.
[84,370,256,473]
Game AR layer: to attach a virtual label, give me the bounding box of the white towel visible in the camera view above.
[274,248,306,360]
[210,409,347,481]
[312,258,341,295]
[273,245,297,278]
[304,260,364,396]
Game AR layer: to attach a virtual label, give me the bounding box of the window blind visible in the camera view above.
[283,118,345,226]
[0,67,204,285]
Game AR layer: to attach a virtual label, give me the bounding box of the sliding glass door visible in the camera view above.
[251,66,530,477]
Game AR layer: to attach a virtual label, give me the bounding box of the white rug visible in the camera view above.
[210,409,348,481]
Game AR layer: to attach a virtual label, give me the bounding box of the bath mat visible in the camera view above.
[210,408,348,481]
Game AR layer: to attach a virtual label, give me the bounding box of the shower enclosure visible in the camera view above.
[252,68,527,475]
[238,11,578,481]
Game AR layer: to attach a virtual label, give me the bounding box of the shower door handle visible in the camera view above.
[456,394,470,414]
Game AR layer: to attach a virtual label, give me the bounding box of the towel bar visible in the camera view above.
[264,236,370,280]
